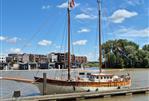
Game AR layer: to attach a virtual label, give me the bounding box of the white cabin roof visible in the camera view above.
[91,73,113,76]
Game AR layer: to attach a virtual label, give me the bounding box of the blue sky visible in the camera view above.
[0,0,149,61]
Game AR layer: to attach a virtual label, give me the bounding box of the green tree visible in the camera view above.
[142,44,149,51]
[102,39,143,68]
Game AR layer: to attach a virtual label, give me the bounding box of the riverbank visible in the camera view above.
[102,68,149,72]
[84,61,149,69]
[0,68,149,72]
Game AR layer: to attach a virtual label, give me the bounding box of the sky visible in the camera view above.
[0,0,149,61]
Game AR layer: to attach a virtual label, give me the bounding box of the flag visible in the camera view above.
[69,0,75,8]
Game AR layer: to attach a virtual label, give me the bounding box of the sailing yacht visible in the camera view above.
[34,0,131,94]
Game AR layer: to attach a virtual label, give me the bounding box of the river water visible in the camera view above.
[0,68,149,101]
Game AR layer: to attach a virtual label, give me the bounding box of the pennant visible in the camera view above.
[69,0,75,8]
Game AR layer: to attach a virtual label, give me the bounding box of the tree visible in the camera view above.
[102,39,149,68]
[142,44,149,51]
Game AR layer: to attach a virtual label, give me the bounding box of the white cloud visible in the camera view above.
[0,36,21,44]
[75,13,97,20]
[57,2,68,8]
[10,48,22,54]
[109,9,138,23]
[38,40,52,46]
[42,5,51,10]
[6,37,20,44]
[74,2,80,8]
[0,36,6,41]
[110,27,149,37]
[57,1,80,8]
[78,28,90,33]
[73,40,87,46]
[127,0,142,6]
[79,7,97,21]
[81,7,94,14]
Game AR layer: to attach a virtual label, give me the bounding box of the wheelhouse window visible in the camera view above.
[79,73,85,75]
[87,73,91,75]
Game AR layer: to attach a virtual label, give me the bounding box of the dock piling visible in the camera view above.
[13,90,21,98]
[43,73,47,95]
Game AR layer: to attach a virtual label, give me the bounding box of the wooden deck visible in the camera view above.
[3,87,149,101]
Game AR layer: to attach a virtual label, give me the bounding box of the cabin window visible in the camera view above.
[101,77,103,79]
[110,77,112,79]
[96,76,99,79]
[87,73,91,75]
[104,76,106,79]
[79,73,85,75]
[107,77,109,79]
[87,75,90,78]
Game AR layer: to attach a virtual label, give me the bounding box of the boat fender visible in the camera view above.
[77,76,80,80]
[87,89,90,92]
[73,86,76,91]
[117,86,120,89]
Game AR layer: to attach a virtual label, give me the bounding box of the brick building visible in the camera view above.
[75,56,87,64]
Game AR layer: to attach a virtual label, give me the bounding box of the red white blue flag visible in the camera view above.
[69,0,75,8]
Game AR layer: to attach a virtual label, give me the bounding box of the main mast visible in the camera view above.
[67,2,71,81]
[97,0,102,73]
[67,0,75,81]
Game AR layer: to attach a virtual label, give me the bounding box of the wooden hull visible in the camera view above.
[34,77,131,94]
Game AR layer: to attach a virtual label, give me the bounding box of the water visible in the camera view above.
[0,68,149,101]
